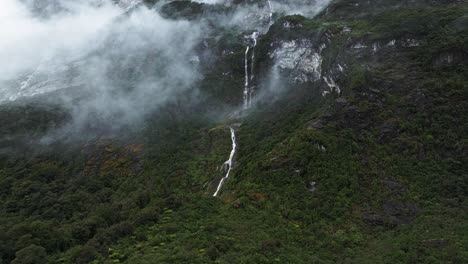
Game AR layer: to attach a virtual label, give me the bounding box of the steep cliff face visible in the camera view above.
[0,0,467,263]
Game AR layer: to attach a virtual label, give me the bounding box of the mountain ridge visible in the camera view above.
[0,0,467,263]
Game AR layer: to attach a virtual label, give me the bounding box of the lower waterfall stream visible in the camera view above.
[213,127,237,196]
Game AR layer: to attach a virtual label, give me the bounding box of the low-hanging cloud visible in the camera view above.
[0,0,205,137]
[271,0,331,17]
[0,0,332,140]
[0,0,121,82]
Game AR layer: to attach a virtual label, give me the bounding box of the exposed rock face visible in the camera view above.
[118,0,144,11]
[160,0,205,20]
[270,39,323,83]
[307,119,324,129]
[7,55,86,102]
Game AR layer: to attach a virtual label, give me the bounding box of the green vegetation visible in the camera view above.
[0,1,467,263]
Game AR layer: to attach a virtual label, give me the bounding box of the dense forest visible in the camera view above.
[0,0,467,263]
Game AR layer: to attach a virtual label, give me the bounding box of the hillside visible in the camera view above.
[0,0,467,263]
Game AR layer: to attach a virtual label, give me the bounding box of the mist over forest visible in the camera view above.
[0,0,466,263]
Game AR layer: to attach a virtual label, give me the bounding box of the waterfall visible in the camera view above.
[249,32,259,108]
[213,127,237,197]
[267,0,273,20]
[243,32,259,109]
[250,32,259,81]
[243,45,250,109]
[214,4,272,197]
[240,1,275,109]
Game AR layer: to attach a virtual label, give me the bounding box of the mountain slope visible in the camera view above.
[0,0,467,263]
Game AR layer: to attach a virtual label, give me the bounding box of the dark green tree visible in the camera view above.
[11,245,47,264]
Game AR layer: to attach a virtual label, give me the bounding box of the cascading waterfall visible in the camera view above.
[267,0,273,21]
[241,0,276,109]
[213,127,237,197]
[243,32,259,109]
[249,32,259,108]
[243,45,251,109]
[214,0,274,197]
[250,33,258,82]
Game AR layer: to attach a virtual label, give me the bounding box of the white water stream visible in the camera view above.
[243,45,251,109]
[241,0,274,109]
[267,0,273,20]
[243,31,260,109]
[250,31,259,81]
[213,127,237,196]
